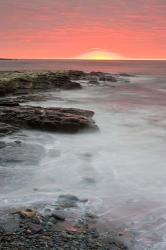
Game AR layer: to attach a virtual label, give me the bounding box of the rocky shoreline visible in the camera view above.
[0,70,128,249]
[0,195,127,250]
[0,71,82,96]
[0,70,132,97]
[0,70,132,136]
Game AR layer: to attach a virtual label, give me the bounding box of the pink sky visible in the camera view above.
[0,0,166,59]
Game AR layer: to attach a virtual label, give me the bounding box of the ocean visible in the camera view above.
[0,59,166,75]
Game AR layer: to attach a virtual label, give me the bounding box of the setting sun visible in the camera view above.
[74,50,126,60]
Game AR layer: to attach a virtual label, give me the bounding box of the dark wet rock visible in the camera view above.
[0,141,45,165]
[55,194,88,208]
[14,140,22,144]
[99,75,117,82]
[67,70,86,80]
[83,177,96,184]
[5,94,53,103]
[0,94,62,105]
[0,99,19,106]
[62,81,82,89]
[0,89,6,96]
[83,153,93,158]
[18,94,50,102]
[31,73,82,90]
[82,73,119,85]
[56,195,79,208]
[0,122,18,136]
[3,95,66,106]
[0,71,126,97]
[0,105,98,134]
[26,223,43,234]
[119,73,134,77]
[58,194,81,202]
[88,79,100,85]
[0,77,32,96]
[89,71,104,77]
[0,72,82,96]
[35,72,82,89]
[50,212,65,221]
[30,72,76,90]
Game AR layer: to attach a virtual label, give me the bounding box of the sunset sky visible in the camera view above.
[0,0,166,59]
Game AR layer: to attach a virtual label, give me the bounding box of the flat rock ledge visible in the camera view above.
[0,105,98,135]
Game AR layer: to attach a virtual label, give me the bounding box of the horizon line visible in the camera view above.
[1,58,166,61]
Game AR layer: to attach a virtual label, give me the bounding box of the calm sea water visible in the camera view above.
[1,60,166,249]
[0,59,166,75]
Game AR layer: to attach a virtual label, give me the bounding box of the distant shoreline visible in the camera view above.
[0,58,15,60]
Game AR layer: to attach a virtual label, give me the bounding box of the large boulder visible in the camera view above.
[0,105,98,133]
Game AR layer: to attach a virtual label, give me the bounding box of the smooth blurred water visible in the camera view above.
[1,72,166,249]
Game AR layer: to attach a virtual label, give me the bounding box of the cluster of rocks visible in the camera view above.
[0,71,82,96]
[0,195,127,249]
[66,70,118,85]
[0,70,133,97]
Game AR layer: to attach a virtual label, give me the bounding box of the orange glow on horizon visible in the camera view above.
[74,50,127,60]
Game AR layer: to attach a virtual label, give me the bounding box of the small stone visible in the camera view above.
[42,235,52,241]
[18,209,37,218]
[28,224,43,234]
[44,221,54,231]
[26,229,32,234]
[14,140,22,144]
[51,212,65,221]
